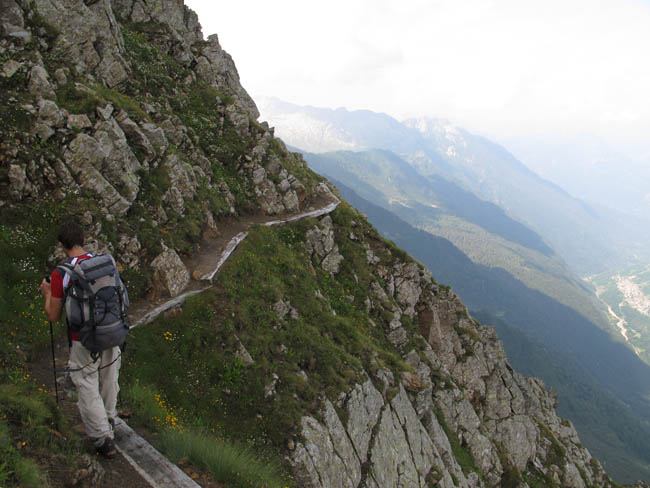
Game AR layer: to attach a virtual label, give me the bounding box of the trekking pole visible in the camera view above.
[45,275,59,404]
[49,319,59,404]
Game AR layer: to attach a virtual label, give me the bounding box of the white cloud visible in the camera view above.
[185,0,650,152]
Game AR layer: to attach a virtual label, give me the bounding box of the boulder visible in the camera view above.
[305,217,344,274]
[234,336,254,366]
[150,247,189,298]
[28,65,55,97]
[8,164,27,200]
[140,122,168,155]
[38,99,65,127]
[115,111,154,157]
[64,134,132,215]
[0,0,24,32]
[345,380,384,464]
[2,59,22,78]
[116,234,141,269]
[67,113,92,129]
[368,403,421,487]
[291,410,360,488]
[68,453,105,487]
[96,104,114,121]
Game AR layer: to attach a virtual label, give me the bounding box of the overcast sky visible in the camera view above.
[185,0,650,158]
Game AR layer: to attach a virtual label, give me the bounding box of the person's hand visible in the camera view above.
[40,278,51,297]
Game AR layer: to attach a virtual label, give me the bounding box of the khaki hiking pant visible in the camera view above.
[69,342,121,446]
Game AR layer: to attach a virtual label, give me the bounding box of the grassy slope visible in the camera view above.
[120,203,417,481]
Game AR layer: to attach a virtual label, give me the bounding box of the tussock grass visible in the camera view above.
[13,458,43,488]
[159,430,286,488]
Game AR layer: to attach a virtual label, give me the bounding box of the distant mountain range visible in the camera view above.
[258,97,650,276]
[504,133,650,220]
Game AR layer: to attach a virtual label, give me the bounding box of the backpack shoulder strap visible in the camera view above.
[55,256,86,294]
[55,262,76,287]
[56,262,74,274]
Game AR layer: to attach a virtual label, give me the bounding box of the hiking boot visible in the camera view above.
[96,436,116,459]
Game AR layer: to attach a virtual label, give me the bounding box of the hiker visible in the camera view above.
[40,220,126,459]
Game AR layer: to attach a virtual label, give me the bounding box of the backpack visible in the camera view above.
[57,254,130,354]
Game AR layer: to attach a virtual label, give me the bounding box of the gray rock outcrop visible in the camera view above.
[32,0,129,87]
[289,237,616,488]
[306,216,344,274]
[150,247,190,298]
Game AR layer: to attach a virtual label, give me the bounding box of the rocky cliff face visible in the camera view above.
[0,1,630,486]
[1,0,318,299]
[289,218,611,487]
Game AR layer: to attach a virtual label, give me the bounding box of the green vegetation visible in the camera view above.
[433,410,481,477]
[159,430,286,488]
[122,383,289,487]
[119,206,417,482]
[0,369,85,487]
[122,25,190,99]
[0,202,68,368]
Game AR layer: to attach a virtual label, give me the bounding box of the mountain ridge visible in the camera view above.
[261,98,650,275]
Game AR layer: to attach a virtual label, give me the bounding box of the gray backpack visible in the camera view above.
[57,254,129,354]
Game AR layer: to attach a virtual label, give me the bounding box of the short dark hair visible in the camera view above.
[57,220,84,250]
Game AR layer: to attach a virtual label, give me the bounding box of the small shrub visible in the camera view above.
[56,82,101,114]
[14,458,42,488]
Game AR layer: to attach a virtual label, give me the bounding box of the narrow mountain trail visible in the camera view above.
[28,186,339,487]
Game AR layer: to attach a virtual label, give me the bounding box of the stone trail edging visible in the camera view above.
[114,418,200,488]
[131,288,207,328]
[118,186,340,486]
[199,231,248,281]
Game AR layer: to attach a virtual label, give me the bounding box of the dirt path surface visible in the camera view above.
[28,186,339,487]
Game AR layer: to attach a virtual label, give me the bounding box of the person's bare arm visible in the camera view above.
[41,279,63,323]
